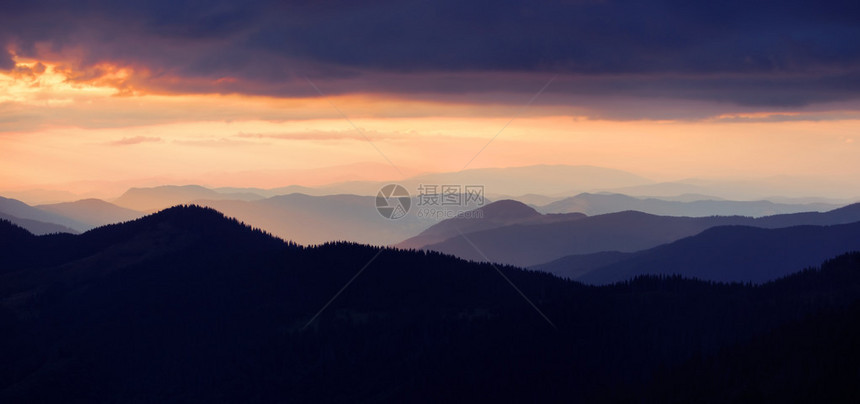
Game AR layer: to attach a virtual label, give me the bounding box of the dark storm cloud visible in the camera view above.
[0,49,15,70]
[1,0,859,113]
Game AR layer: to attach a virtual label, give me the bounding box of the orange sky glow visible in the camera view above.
[2,58,859,198]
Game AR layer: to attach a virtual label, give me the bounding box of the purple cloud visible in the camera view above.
[0,0,858,117]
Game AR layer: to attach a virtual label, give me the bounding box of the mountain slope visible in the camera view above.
[2,206,860,402]
[0,196,87,232]
[36,198,143,230]
[572,222,860,285]
[754,202,860,228]
[532,251,633,280]
[0,212,78,235]
[397,200,585,249]
[627,256,860,402]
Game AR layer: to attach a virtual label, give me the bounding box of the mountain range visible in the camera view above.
[0,196,143,233]
[0,211,78,235]
[36,198,143,229]
[0,196,88,232]
[2,206,860,402]
[411,201,860,268]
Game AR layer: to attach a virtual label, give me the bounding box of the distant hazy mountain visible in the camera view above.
[195,193,448,246]
[36,199,143,230]
[540,193,839,217]
[0,189,82,205]
[0,212,78,235]
[3,206,860,402]
[559,222,860,285]
[753,203,860,228]
[397,200,584,249]
[420,203,860,268]
[422,210,752,267]
[0,196,87,231]
[605,177,860,201]
[485,193,567,207]
[113,185,265,212]
[213,185,319,198]
[604,182,712,199]
[265,164,654,197]
[402,165,652,196]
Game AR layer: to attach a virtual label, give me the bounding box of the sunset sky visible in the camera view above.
[1,0,859,197]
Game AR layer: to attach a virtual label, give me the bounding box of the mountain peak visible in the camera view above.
[477,199,540,219]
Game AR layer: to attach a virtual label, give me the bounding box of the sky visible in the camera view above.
[1,0,859,197]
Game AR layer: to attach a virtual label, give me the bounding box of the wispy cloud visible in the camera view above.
[107,136,161,146]
[236,129,405,142]
[172,137,257,147]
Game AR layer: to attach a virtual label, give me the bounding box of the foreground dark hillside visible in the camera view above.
[1,206,859,402]
[621,254,860,403]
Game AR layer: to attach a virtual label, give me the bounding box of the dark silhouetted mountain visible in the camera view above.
[0,205,287,274]
[2,206,860,402]
[540,192,839,217]
[568,222,860,285]
[0,212,78,235]
[397,200,585,249]
[0,218,35,245]
[36,198,144,230]
[422,203,860,268]
[620,254,860,403]
[112,185,265,212]
[0,196,87,232]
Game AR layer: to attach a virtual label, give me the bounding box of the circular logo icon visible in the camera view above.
[376,184,411,220]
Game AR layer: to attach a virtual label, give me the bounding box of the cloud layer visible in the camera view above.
[1,0,859,116]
